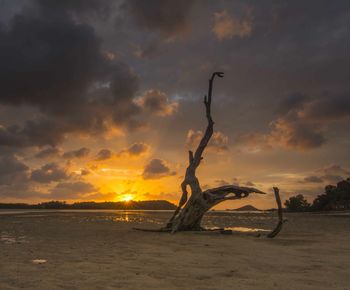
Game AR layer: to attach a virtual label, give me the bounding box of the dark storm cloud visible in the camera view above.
[0,0,349,203]
[122,0,195,39]
[0,10,103,109]
[0,0,144,148]
[0,118,71,147]
[142,158,176,179]
[30,162,70,183]
[62,147,90,159]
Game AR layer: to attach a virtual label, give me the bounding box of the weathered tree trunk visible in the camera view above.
[267,187,287,238]
[165,72,266,233]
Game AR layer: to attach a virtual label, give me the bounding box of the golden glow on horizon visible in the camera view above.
[121,194,133,202]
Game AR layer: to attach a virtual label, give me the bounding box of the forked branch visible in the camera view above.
[167,72,224,226]
[161,72,284,236]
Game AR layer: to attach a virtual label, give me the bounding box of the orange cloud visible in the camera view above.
[136,89,178,116]
[186,129,229,153]
[212,10,253,40]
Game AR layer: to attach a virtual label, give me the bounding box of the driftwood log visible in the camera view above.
[136,72,285,237]
[164,72,267,233]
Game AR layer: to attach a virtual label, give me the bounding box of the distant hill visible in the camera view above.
[0,200,176,210]
[228,205,260,211]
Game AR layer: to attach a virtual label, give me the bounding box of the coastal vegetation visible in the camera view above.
[0,200,176,210]
[285,178,350,212]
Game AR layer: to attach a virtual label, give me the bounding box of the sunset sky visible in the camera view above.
[0,0,349,209]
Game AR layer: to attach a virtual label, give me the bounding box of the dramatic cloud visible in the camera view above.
[50,181,97,199]
[35,147,62,159]
[119,143,150,157]
[322,164,350,176]
[62,147,90,159]
[96,149,113,161]
[267,118,325,150]
[300,95,350,122]
[0,155,29,185]
[302,165,350,184]
[303,176,323,183]
[123,0,195,39]
[236,92,350,151]
[186,130,228,153]
[0,1,350,204]
[0,0,153,149]
[0,119,69,147]
[31,163,70,183]
[142,158,176,179]
[80,169,91,176]
[136,90,178,116]
[133,40,162,59]
[35,0,113,16]
[212,10,253,40]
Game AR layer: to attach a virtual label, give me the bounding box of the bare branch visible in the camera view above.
[203,185,266,205]
[167,72,224,227]
[267,187,286,238]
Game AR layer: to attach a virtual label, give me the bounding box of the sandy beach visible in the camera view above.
[1,210,349,290]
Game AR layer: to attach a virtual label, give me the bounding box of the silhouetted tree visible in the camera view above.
[312,178,350,211]
[155,72,284,235]
[284,194,310,212]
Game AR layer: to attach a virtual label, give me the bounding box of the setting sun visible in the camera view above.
[121,195,133,202]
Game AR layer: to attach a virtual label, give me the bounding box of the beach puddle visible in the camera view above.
[15,215,48,218]
[32,259,47,264]
[227,226,269,232]
[0,232,26,244]
[206,226,269,233]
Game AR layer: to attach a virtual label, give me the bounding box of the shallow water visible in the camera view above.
[0,232,26,244]
[0,209,277,233]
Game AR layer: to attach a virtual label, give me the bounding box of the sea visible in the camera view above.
[0,209,278,233]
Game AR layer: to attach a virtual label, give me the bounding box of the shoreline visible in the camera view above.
[1,211,350,289]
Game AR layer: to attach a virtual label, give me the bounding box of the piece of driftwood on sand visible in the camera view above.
[135,72,285,237]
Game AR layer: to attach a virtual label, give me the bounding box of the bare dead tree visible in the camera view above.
[164,72,267,233]
[135,72,285,237]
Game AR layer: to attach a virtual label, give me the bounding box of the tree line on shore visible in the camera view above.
[0,200,176,210]
[285,178,350,212]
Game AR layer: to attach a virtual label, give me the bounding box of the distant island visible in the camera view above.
[227,205,260,211]
[0,200,177,210]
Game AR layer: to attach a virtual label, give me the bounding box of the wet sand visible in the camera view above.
[1,211,350,290]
